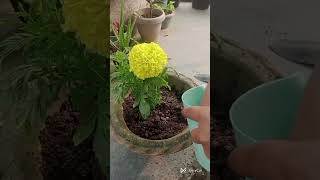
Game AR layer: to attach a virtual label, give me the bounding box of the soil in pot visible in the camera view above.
[123,88,188,140]
[211,111,244,180]
[39,100,107,180]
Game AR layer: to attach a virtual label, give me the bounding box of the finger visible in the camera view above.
[203,142,210,159]
[191,128,210,144]
[182,106,209,123]
[228,140,291,179]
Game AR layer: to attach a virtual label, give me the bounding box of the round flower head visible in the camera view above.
[128,43,168,80]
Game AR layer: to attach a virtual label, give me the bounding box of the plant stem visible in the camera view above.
[149,1,153,18]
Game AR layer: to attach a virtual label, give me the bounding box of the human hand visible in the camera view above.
[228,140,320,180]
[182,106,210,159]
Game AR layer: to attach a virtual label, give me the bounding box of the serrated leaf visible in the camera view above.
[139,98,150,119]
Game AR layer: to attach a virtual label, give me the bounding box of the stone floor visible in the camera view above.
[110,2,210,180]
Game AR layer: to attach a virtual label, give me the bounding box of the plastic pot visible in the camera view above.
[192,0,210,10]
[136,8,165,42]
[161,11,175,29]
[182,85,210,172]
[230,73,308,180]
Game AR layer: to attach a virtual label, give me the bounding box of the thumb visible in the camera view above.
[182,106,210,124]
[228,140,292,179]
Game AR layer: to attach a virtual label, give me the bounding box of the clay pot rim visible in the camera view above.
[136,8,165,24]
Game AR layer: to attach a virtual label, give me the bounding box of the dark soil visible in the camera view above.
[123,88,188,140]
[39,100,107,180]
[211,111,244,180]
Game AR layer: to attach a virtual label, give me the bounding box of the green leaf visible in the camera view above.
[133,97,140,108]
[139,98,150,119]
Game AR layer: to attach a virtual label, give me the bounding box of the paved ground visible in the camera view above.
[110,3,210,180]
[160,3,210,80]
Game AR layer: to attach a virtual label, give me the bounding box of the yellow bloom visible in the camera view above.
[128,43,168,80]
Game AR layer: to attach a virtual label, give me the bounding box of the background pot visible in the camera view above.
[173,0,180,8]
[192,0,210,10]
[111,71,197,155]
[161,11,175,29]
[136,8,165,42]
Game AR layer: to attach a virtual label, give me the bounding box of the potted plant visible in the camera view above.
[173,0,180,8]
[211,33,282,179]
[154,0,176,29]
[110,42,195,155]
[0,0,108,179]
[135,0,165,42]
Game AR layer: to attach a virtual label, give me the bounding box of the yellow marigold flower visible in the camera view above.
[128,43,168,80]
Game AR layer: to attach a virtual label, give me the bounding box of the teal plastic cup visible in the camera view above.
[182,84,210,172]
[230,73,307,180]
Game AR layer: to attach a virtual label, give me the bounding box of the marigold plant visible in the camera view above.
[111,43,170,119]
[128,43,168,79]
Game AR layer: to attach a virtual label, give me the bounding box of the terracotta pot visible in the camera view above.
[136,8,165,42]
[161,11,175,29]
[110,71,197,155]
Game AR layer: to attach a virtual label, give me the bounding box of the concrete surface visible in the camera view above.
[213,0,314,76]
[110,2,210,180]
[160,2,210,82]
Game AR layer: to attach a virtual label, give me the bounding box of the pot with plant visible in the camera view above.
[172,0,180,8]
[135,0,165,42]
[110,42,195,155]
[154,0,175,29]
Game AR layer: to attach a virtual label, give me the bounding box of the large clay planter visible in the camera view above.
[211,33,283,112]
[136,8,165,42]
[110,71,196,155]
[161,11,175,29]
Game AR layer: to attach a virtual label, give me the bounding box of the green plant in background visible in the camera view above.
[110,0,137,52]
[145,0,164,18]
[0,0,108,175]
[153,0,175,15]
[112,42,170,119]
